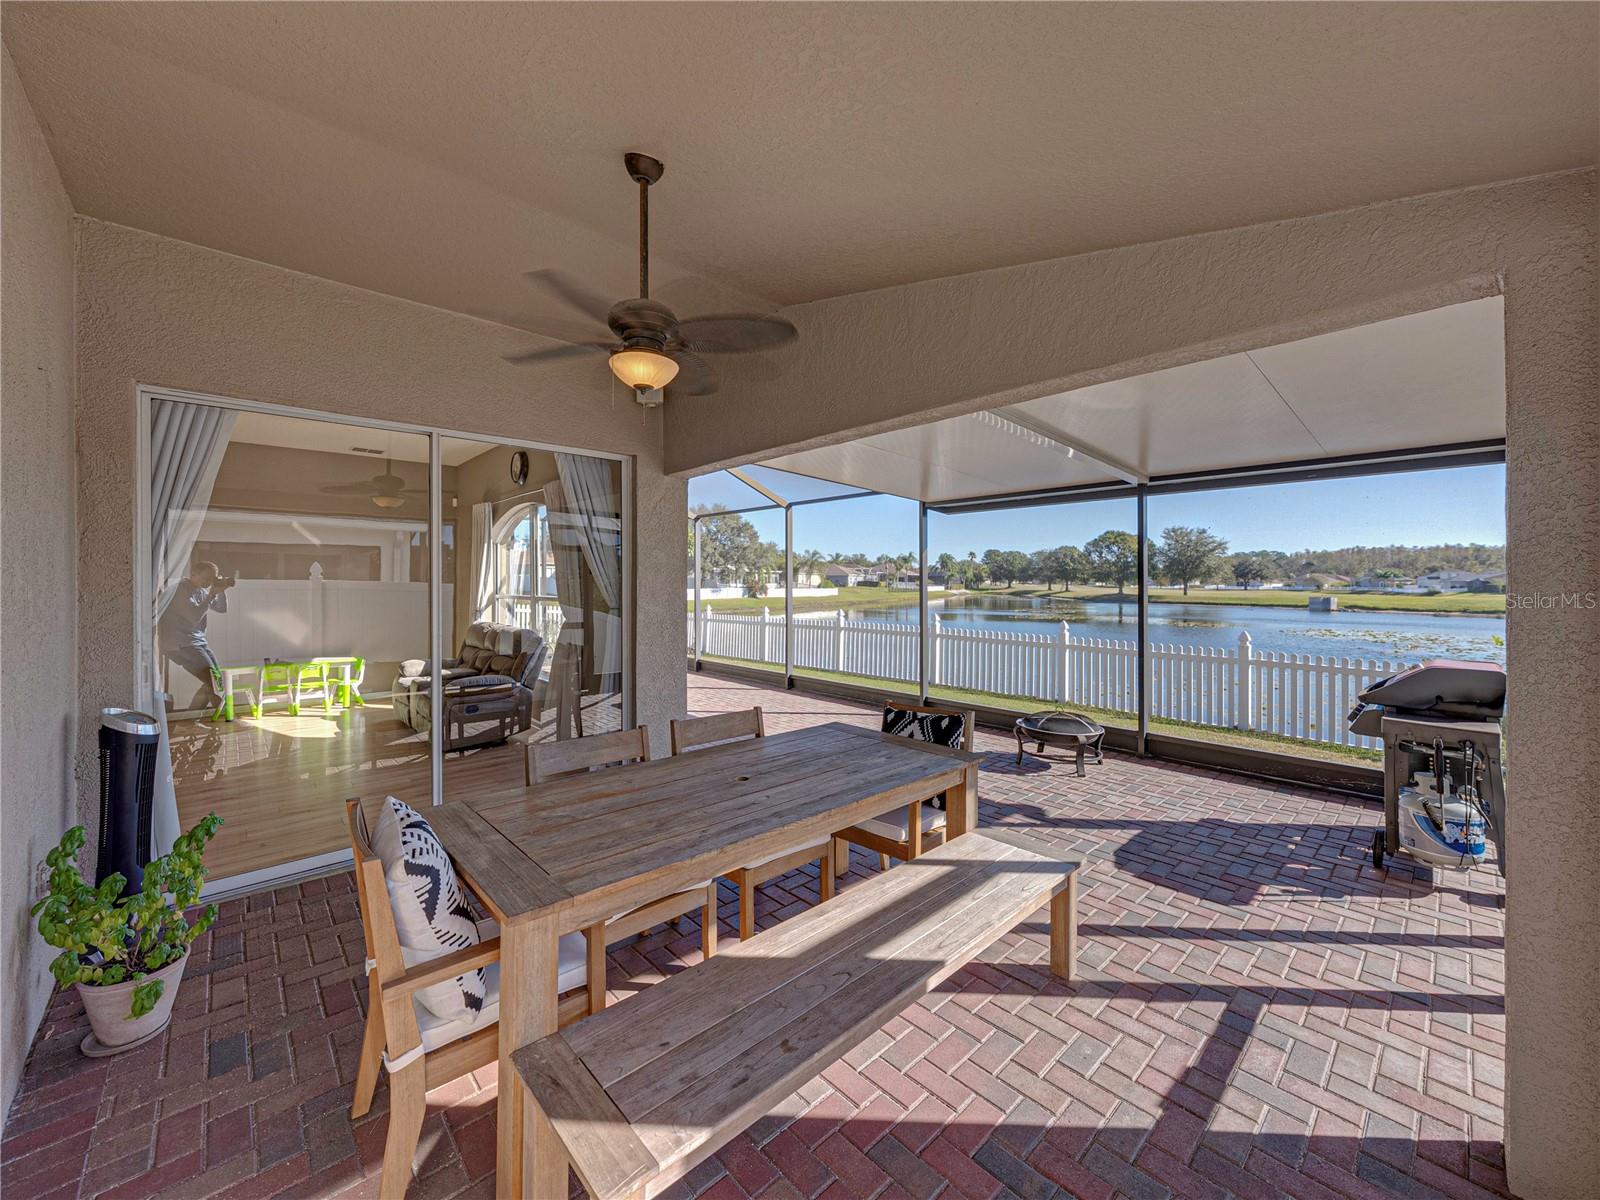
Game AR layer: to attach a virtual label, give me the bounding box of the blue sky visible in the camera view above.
[692,463,1506,559]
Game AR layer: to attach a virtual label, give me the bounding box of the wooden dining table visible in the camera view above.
[428,720,983,1200]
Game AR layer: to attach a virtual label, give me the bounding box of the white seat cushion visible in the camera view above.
[741,840,826,871]
[413,929,588,1052]
[853,802,947,843]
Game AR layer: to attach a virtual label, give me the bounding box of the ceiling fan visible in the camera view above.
[504,152,797,405]
[320,460,426,509]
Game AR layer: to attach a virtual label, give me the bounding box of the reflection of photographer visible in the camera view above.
[158,560,236,713]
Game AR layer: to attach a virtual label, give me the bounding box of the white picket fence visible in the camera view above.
[691,606,1409,749]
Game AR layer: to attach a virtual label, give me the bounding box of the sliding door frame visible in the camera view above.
[134,384,634,892]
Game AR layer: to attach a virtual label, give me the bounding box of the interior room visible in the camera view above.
[1,5,1593,1200]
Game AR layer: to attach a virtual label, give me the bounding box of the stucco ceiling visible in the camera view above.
[3,3,1593,334]
[762,297,1506,502]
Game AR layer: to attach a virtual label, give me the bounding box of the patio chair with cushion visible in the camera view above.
[670,707,834,939]
[833,700,976,876]
[345,796,602,1198]
[529,727,719,961]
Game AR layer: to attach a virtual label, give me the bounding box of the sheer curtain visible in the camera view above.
[553,455,622,695]
[148,399,236,856]
[543,457,622,738]
[469,501,496,622]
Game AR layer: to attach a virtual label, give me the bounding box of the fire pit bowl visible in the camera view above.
[1013,711,1106,776]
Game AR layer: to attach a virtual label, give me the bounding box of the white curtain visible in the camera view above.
[469,501,496,622]
[148,399,236,856]
[552,456,623,694]
[554,454,622,613]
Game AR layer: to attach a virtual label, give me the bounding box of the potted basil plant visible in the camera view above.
[32,813,222,1053]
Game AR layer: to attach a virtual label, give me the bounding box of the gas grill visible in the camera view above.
[1348,660,1507,877]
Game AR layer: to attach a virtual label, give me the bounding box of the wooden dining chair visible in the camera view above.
[833,700,976,877]
[345,799,597,1198]
[670,707,835,939]
[528,727,719,964]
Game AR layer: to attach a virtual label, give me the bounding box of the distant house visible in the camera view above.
[823,564,882,587]
[1354,573,1417,591]
[1416,569,1506,594]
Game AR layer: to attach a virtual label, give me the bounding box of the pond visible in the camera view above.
[844,593,1506,664]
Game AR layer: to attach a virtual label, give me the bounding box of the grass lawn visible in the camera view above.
[702,655,1380,767]
[995,584,1505,615]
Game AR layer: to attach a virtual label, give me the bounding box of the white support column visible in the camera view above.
[834,609,845,672]
[931,614,944,689]
[1136,487,1150,755]
[692,517,703,666]
[918,502,930,701]
[784,507,794,685]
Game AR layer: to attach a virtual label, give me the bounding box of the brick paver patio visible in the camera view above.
[3,671,1508,1200]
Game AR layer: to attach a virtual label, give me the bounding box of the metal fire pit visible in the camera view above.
[1013,711,1106,777]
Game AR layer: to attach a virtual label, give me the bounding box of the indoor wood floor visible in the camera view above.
[169,701,535,881]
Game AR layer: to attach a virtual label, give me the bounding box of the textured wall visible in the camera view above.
[1,47,79,1120]
[669,171,1599,1198]
[73,218,687,811]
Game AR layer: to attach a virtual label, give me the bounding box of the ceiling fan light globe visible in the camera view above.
[609,348,679,393]
[371,494,405,509]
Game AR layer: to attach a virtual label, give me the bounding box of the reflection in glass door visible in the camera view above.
[441,438,627,803]
[145,398,433,885]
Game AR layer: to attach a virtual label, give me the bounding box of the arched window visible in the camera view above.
[491,502,557,636]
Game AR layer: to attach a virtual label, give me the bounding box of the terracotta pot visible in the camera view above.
[76,948,189,1052]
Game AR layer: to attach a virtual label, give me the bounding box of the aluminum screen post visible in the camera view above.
[784,505,794,686]
[1136,486,1150,756]
[918,502,930,701]
[691,516,703,668]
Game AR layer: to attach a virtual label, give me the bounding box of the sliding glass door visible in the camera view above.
[440,437,626,805]
[141,392,630,889]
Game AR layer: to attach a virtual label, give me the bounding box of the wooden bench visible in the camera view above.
[511,828,1080,1200]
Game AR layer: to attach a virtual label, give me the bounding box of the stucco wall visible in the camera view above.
[668,170,1599,1198]
[73,218,687,818]
[1,47,79,1120]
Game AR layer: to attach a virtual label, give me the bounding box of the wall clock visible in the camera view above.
[509,450,529,486]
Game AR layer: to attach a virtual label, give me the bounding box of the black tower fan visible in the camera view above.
[96,709,160,896]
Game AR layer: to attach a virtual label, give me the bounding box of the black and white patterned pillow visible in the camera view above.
[372,797,487,1023]
[882,705,966,749]
[883,708,965,810]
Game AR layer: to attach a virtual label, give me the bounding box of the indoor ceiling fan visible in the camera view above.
[320,460,426,509]
[504,152,797,405]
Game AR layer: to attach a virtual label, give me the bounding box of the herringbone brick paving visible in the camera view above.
[3,672,1508,1200]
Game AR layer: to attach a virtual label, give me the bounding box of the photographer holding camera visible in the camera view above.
[159,560,237,715]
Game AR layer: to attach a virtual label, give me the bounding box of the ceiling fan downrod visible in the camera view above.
[624,152,664,299]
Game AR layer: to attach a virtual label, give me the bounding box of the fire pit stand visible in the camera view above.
[1013,711,1106,777]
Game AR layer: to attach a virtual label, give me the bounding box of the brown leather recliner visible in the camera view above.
[392,624,548,751]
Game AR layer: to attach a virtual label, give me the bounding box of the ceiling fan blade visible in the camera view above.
[320,482,381,496]
[667,350,719,396]
[674,313,798,353]
[522,269,616,326]
[503,341,613,365]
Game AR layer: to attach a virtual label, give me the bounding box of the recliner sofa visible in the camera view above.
[392,621,548,751]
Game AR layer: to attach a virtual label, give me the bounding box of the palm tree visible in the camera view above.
[795,549,825,586]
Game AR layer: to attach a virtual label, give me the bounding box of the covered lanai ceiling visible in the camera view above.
[3,4,1593,330]
[759,297,1506,504]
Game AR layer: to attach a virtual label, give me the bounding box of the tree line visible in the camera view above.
[691,506,1505,594]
